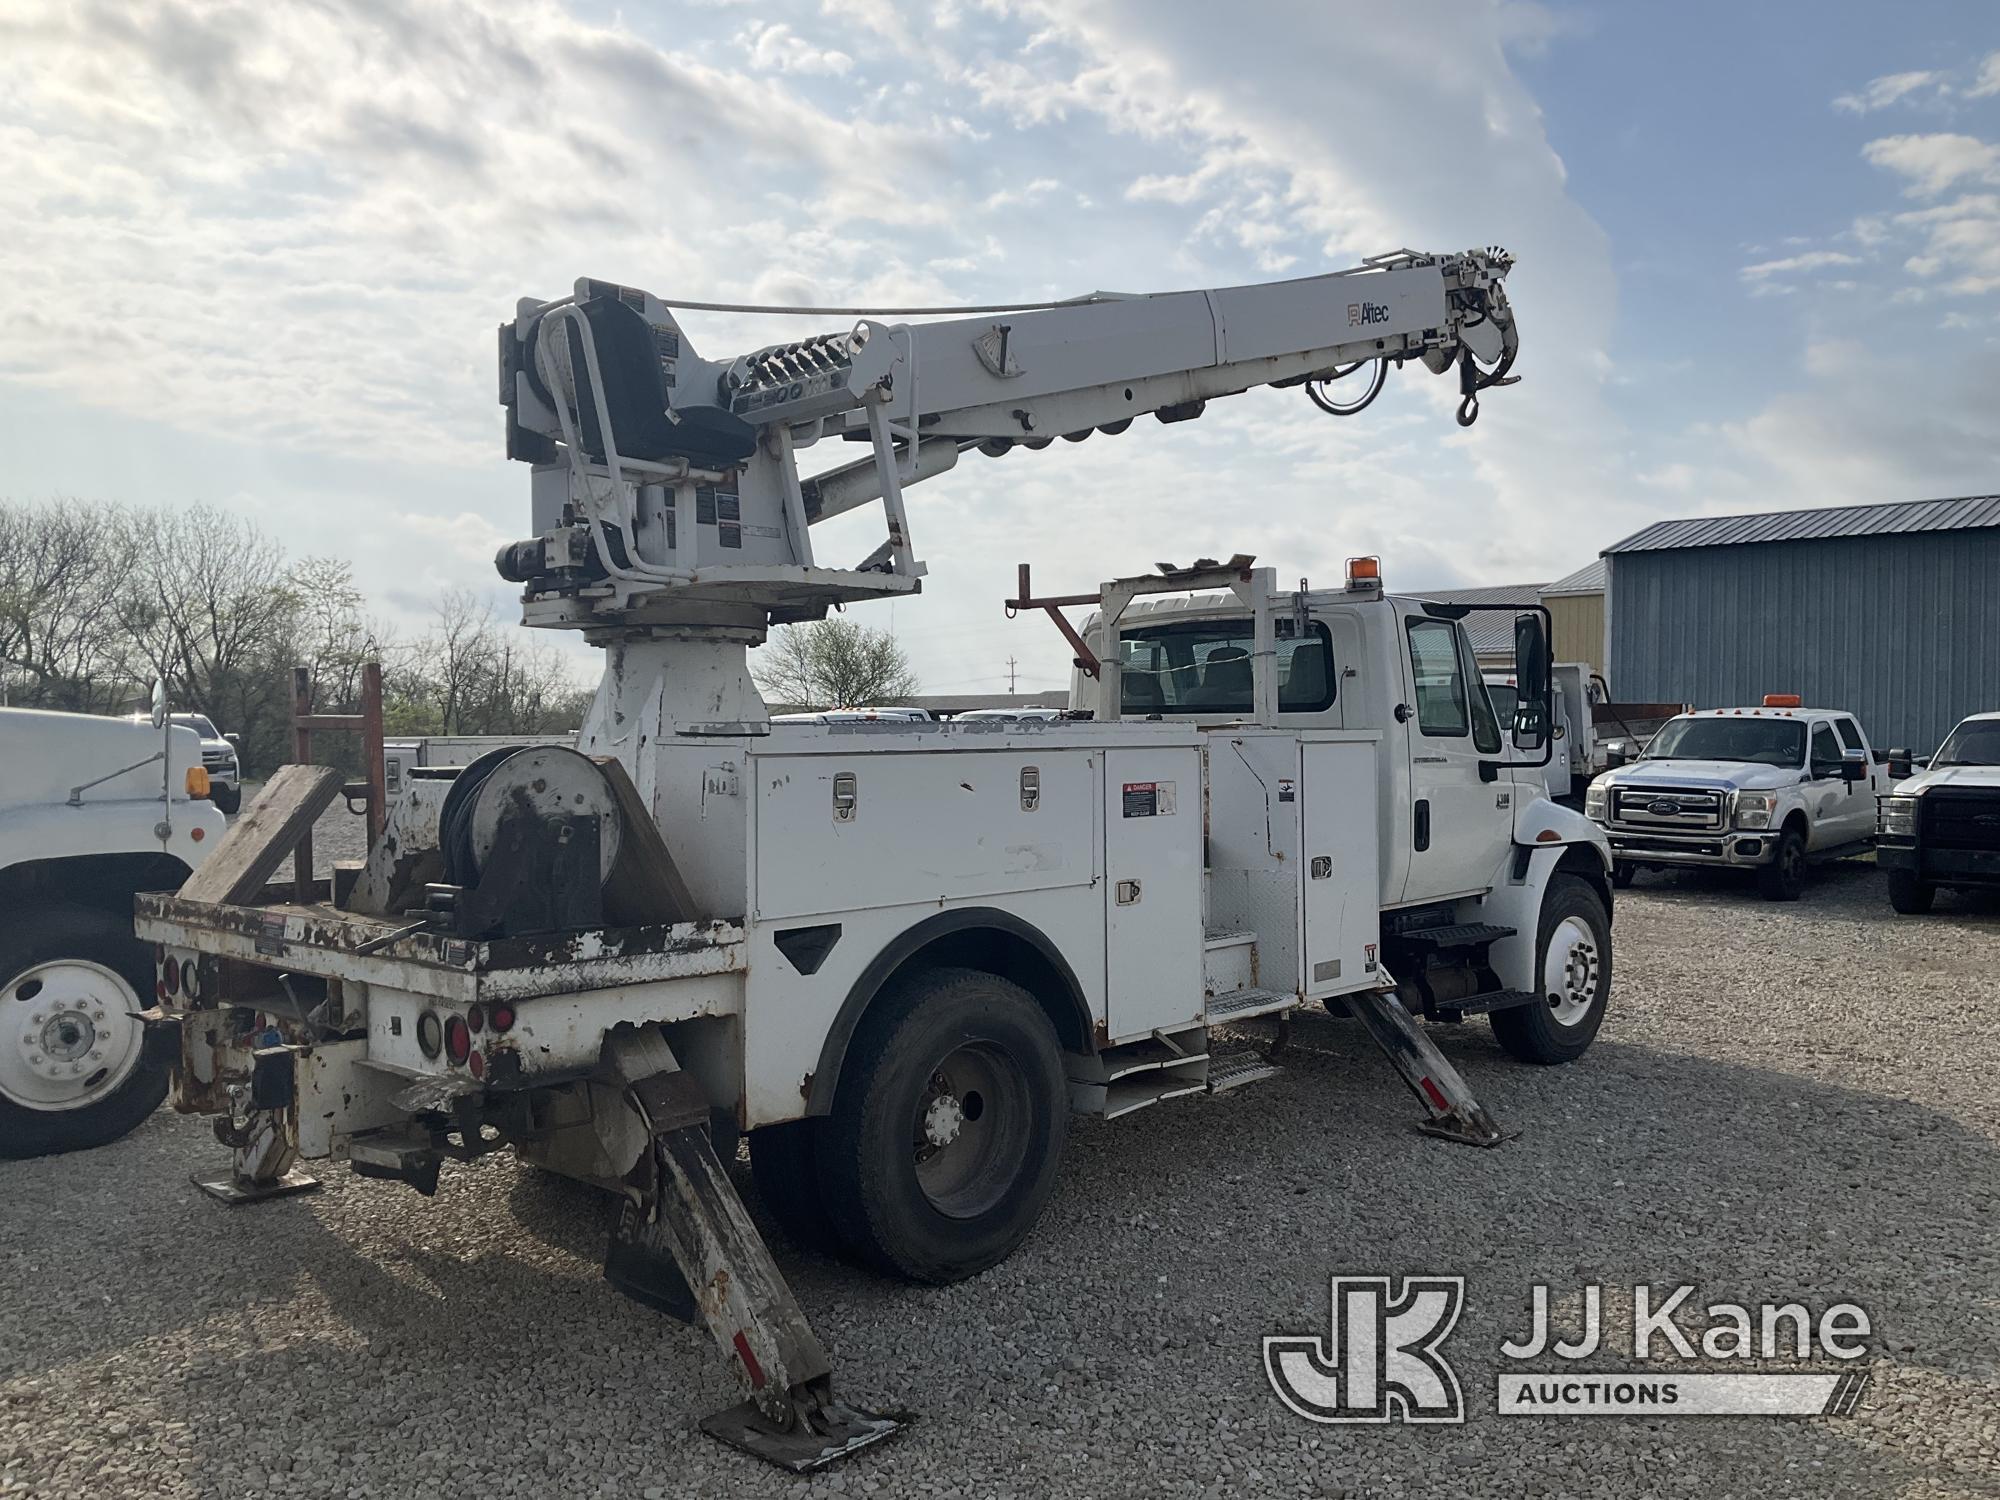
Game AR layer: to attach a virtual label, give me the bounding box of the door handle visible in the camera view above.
[1414,799,1431,852]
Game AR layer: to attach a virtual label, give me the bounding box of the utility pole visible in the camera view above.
[1005,655,1019,693]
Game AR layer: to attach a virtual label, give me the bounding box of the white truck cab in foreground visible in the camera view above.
[1585,696,1888,900]
[0,703,224,1155]
[1875,711,2000,913]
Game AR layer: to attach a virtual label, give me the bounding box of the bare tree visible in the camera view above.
[753,616,920,710]
[0,499,140,711]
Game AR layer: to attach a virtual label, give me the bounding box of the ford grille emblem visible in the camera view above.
[1647,799,1682,816]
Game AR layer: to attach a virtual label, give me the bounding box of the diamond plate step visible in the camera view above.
[1431,988,1539,1020]
[1393,921,1515,949]
[1204,986,1294,1024]
[1206,1049,1281,1094]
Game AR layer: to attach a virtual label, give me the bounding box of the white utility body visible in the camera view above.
[1585,696,1891,900]
[137,247,1614,1469]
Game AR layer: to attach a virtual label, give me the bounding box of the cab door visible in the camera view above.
[1817,718,1873,845]
[1398,615,1516,904]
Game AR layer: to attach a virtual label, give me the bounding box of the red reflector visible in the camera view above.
[444,1016,471,1065]
[155,980,169,1001]
[467,1048,485,1081]
[732,1330,767,1389]
[1419,1076,1449,1112]
[1535,829,1561,843]
[162,957,179,997]
[190,826,205,842]
[467,1003,485,1034]
[489,1003,516,1034]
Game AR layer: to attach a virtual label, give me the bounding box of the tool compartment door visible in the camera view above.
[1103,747,1203,1040]
[1302,736,1381,997]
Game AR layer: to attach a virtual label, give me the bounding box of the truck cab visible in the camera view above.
[1584,696,1889,900]
[1875,710,2000,913]
[1,704,225,1156]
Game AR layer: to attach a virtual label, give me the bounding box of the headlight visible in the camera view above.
[1733,791,1777,829]
[1584,782,1608,819]
[1878,796,1918,838]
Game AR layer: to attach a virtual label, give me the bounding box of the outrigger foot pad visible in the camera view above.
[190,1167,321,1204]
[699,1386,907,1472]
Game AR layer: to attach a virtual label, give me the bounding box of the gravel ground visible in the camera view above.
[4,857,1998,1499]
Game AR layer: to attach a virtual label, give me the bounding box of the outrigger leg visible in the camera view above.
[1344,988,1508,1148]
[606,1033,906,1472]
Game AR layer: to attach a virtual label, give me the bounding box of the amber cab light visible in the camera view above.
[1763,693,1802,708]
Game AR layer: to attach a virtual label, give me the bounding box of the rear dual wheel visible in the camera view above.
[750,966,1068,1283]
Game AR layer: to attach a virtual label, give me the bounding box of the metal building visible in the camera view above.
[1540,559,1606,677]
[1604,494,2000,753]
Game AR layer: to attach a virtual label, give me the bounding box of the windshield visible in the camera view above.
[1933,719,2000,767]
[1118,618,1334,715]
[172,713,219,738]
[1646,716,1807,767]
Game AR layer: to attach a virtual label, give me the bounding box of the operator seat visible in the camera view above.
[1186,646,1252,709]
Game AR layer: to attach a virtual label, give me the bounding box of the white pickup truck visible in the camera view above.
[1875,711,2000,913]
[1584,697,1890,900]
[0,699,225,1155]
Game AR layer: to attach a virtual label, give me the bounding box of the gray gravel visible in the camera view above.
[5,860,1998,1498]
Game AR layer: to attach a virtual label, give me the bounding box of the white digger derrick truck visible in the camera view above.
[134,248,1614,1469]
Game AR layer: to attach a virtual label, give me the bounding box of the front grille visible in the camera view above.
[1611,786,1725,831]
[1923,790,2000,852]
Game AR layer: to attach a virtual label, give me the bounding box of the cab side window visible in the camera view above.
[1406,619,1468,737]
[1810,723,1843,775]
[1833,717,1864,754]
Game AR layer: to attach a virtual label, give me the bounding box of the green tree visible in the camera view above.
[753,616,920,710]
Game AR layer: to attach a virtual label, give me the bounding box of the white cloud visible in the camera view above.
[1833,70,1947,114]
[744,22,853,76]
[1739,250,1862,282]
[1862,132,2000,196]
[1968,50,2000,99]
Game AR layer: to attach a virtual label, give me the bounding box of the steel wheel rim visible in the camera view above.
[1,960,144,1111]
[1542,915,1600,1028]
[911,1041,1032,1219]
[1781,837,1804,884]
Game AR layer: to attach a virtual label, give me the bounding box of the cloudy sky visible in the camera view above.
[3,1,1997,698]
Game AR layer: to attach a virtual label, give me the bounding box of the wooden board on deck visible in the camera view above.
[179,764,345,906]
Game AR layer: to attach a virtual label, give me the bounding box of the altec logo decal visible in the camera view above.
[1264,1276,1466,1424]
[1347,301,1391,328]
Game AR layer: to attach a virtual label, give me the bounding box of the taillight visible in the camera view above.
[416,1010,443,1060]
[488,1003,515,1034]
[467,1049,485,1081]
[444,1015,471,1066]
[162,957,180,997]
[180,958,199,1000]
[467,1003,485,1033]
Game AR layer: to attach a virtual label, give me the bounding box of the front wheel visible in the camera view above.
[1886,869,1936,914]
[1490,874,1611,1065]
[1757,826,1808,901]
[818,966,1068,1283]
[0,905,168,1158]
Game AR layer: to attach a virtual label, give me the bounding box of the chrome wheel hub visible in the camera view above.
[2,960,143,1112]
[1542,916,1601,1028]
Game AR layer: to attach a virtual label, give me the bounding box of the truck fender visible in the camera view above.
[1479,802,1614,994]
[803,907,1094,1118]
[0,801,223,877]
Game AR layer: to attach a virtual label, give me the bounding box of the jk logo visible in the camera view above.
[1264,1276,1466,1424]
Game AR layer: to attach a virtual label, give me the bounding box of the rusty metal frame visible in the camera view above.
[290,660,386,900]
[1004,562,1103,678]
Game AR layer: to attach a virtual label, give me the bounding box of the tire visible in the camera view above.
[1886,869,1936,915]
[211,784,241,815]
[1610,861,1636,890]
[1757,825,1808,902]
[1490,874,1611,1066]
[748,1118,844,1254]
[818,965,1068,1283]
[0,904,168,1159]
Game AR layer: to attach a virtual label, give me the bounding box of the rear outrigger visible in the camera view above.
[137,247,1612,1468]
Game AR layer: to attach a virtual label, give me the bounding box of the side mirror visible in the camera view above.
[225,732,242,747]
[1886,749,1912,779]
[149,677,168,730]
[1511,611,1551,751]
[1841,749,1867,783]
